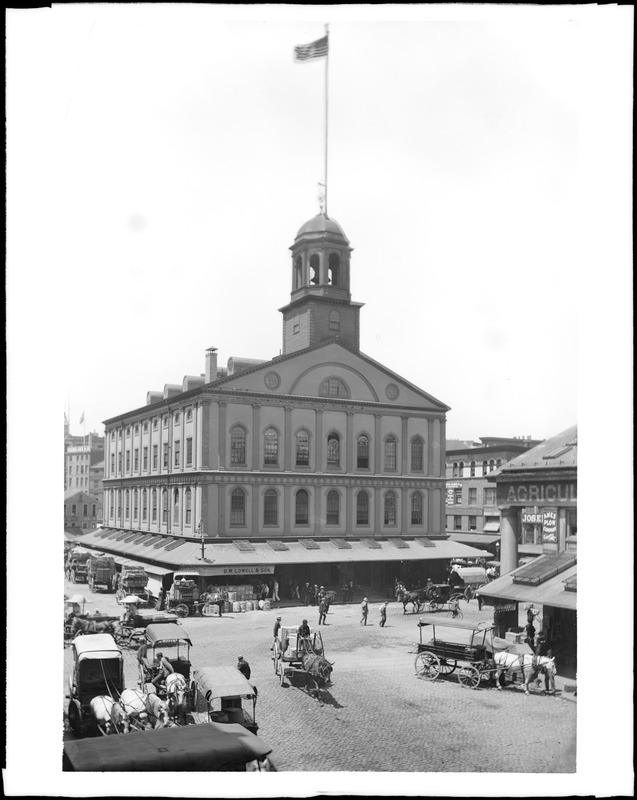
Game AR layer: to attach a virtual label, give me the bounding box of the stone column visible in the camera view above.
[500,507,520,575]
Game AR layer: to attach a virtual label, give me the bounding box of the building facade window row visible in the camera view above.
[451,459,502,478]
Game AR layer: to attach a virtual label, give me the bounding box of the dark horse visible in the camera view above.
[300,651,334,699]
[397,588,427,614]
[69,616,115,636]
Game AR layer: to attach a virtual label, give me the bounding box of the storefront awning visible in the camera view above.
[77,528,491,570]
[483,521,500,532]
[449,533,500,547]
[476,564,577,611]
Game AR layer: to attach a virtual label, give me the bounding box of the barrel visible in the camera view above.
[232,601,242,613]
[252,600,259,611]
[263,599,271,612]
[239,601,247,612]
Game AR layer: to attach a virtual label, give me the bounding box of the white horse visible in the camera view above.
[119,688,152,730]
[494,652,556,695]
[165,673,188,725]
[90,696,131,734]
[145,691,172,728]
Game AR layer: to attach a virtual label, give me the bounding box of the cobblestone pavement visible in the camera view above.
[64,583,576,772]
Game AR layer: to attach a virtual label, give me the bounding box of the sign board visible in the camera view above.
[542,508,558,542]
[494,601,517,613]
[445,483,461,507]
[522,511,543,524]
[204,565,275,576]
[497,481,577,506]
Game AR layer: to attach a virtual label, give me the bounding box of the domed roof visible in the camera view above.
[295,213,349,243]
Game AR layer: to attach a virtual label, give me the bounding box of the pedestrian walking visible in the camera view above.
[272,579,280,602]
[318,598,327,625]
[294,580,300,600]
[524,621,536,650]
[464,585,472,604]
[342,583,349,604]
[237,656,251,680]
[360,597,369,626]
[312,585,319,605]
[379,601,388,627]
[270,616,282,650]
[303,582,311,605]
[261,583,270,602]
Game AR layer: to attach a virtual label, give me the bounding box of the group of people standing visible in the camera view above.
[254,580,280,603]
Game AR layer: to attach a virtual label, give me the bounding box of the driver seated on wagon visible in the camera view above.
[143,650,175,690]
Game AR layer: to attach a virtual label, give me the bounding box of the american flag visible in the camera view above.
[294,35,328,62]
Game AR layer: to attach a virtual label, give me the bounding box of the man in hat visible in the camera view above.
[318,597,328,626]
[271,616,282,651]
[298,619,311,641]
[151,651,175,689]
[379,601,388,627]
[237,656,251,680]
[360,597,369,626]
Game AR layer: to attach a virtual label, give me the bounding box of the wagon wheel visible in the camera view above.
[447,609,464,620]
[175,603,189,618]
[438,658,457,675]
[458,665,481,689]
[429,600,439,612]
[68,699,83,736]
[414,652,440,680]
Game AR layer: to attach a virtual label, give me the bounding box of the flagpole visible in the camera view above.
[324,24,329,218]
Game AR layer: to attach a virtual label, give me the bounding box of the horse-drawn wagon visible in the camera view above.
[137,623,194,723]
[113,601,179,648]
[272,627,333,700]
[165,575,202,617]
[399,584,463,615]
[65,548,91,583]
[63,720,274,771]
[115,565,150,605]
[191,666,259,735]
[86,555,116,593]
[413,617,557,694]
[66,633,125,736]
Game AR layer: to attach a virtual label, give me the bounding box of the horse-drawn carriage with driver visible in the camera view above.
[272,626,333,700]
[398,583,463,615]
[137,623,194,724]
[191,666,260,735]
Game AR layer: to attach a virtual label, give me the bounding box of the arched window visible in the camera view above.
[310,253,320,284]
[328,252,340,286]
[230,488,246,526]
[329,310,340,331]
[264,489,278,526]
[496,459,502,468]
[482,460,488,476]
[452,462,458,477]
[489,459,495,472]
[295,429,310,466]
[161,489,168,523]
[384,436,397,471]
[294,256,302,289]
[356,491,369,526]
[133,489,139,521]
[151,489,158,522]
[384,491,397,526]
[125,489,130,519]
[459,461,465,477]
[295,489,309,525]
[319,377,349,398]
[411,492,423,525]
[142,489,148,522]
[326,490,340,525]
[173,488,180,524]
[264,427,279,466]
[230,425,247,466]
[470,460,476,477]
[357,434,370,469]
[185,488,192,525]
[411,437,424,472]
[327,432,341,468]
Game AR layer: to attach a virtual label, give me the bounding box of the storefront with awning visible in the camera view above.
[76,527,492,595]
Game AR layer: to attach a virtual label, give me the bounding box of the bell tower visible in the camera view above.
[279,213,364,355]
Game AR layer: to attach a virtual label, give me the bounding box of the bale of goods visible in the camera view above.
[263,600,271,612]
[209,603,220,616]
[232,601,242,613]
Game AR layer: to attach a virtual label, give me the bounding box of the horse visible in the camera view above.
[301,652,334,699]
[90,696,131,734]
[119,688,152,730]
[493,652,556,695]
[397,589,425,614]
[69,616,115,637]
[165,672,189,725]
[145,691,172,729]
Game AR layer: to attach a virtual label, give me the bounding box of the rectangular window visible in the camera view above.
[125,451,130,472]
[134,448,139,471]
[174,440,181,468]
[143,446,148,470]
[264,492,278,526]
[468,488,477,506]
[483,487,496,506]
[153,445,158,470]
[163,443,169,468]
[118,454,122,474]
[468,516,477,531]
[326,493,339,525]
[293,314,300,334]
[83,504,88,516]
[72,504,77,515]
[92,504,96,517]
[186,438,193,467]
[454,488,462,505]
[454,515,462,530]
[110,454,115,474]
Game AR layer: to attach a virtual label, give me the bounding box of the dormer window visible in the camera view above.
[319,377,349,398]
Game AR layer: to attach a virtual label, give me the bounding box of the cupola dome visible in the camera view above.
[295,213,350,244]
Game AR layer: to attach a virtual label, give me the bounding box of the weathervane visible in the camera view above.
[317,182,326,215]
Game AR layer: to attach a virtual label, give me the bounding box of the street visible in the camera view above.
[64,581,576,773]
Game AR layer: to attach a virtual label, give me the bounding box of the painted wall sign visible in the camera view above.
[522,512,543,524]
[542,508,558,542]
[205,565,275,576]
[494,602,517,613]
[498,481,577,506]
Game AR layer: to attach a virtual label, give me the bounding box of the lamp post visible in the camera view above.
[197,518,205,560]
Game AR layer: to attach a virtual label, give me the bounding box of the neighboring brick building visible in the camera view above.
[64,489,102,533]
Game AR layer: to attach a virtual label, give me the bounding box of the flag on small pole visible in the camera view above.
[79,411,85,425]
[294,35,328,62]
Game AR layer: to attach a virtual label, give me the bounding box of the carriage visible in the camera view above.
[113,604,179,648]
[66,633,125,736]
[63,721,274,772]
[115,566,151,605]
[399,584,463,615]
[191,666,259,735]
[137,624,193,693]
[66,549,91,583]
[86,555,116,593]
[165,576,203,617]
[414,617,496,689]
[272,627,333,699]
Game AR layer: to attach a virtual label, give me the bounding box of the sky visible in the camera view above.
[9,4,585,441]
[6,4,633,797]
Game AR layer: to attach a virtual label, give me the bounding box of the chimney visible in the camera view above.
[205,347,218,382]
